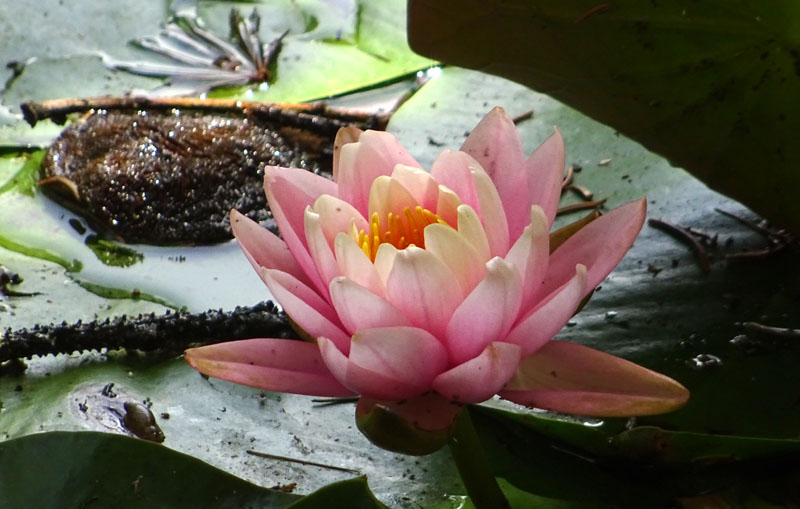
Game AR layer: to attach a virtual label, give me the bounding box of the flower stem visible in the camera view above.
[448,407,509,509]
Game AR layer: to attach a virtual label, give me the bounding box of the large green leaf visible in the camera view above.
[0,431,300,508]
[407,0,800,234]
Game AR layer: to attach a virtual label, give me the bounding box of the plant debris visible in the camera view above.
[24,97,387,245]
[647,218,711,272]
[0,301,296,369]
[714,208,794,261]
[103,9,285,96]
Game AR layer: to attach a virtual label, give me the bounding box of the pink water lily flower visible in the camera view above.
[186,107,688,430]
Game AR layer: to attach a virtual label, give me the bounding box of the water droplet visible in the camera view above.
[687,353,722,370]
[582,419,604,427]
[604,311,618,320]
[566,320,578,328]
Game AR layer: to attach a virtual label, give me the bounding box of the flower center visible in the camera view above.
[355,206,446,261]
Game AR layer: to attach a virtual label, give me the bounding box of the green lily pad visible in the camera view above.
[0,431,300,508]
[407,0,800,234]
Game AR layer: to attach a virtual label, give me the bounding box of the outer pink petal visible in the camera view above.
[541,198,646,299]
[334,233,384,296]
[505,265,587,356]
[185,338,354,397]
[501,341,690,417]
[230,209,311,286]
[317,336,352,390]
[329,276,411,334]
[504,205,549,314]
[385,246,464,339]
[346,326,449,400]
[261,268,350,354]
[460,107,528,240]
[445,258,522,365]
[264,169,331,296]
[433,342,522,403]
[523,128,566,228]
[336,130,420,216]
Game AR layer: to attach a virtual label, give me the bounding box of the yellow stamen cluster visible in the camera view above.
[355,206,446,261]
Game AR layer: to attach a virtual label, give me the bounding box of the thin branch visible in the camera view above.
[648,218,711,272]
[714,208,774,238]
[20,96,389,134]
[556,198,606,216]
[246,449,361,475]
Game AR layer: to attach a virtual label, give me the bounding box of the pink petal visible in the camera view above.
[429,151,509,256]
[445,258,522,364]
[346,326,449,400]
[391,164,439,211]
[332,126,363,183]
[524,128,566,228]
[317,336,352,389]
[185,338,354,397]
[501,341,690,417]
[230,209,311,287]
[470,167,511,257]
[334,233,384,296]
[433,342,522,403]
[329,276,411,334]
[336,130,420,216]
[505,265,587,356]
[264,169,332,296]
[261,268,350,354]
[429,150,481,212]
[311,194,368,248]
[304,208,341,290]
[424,224,486,295]
[504,205,549,313]
[541,198,646,299]
[460,107,528,241]
[385,246,463,339]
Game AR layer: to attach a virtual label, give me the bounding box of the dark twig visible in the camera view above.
[246,449,361,474]
[726,243,788,261]
[1,301,296,366]
[565,184,594,201]
[714,208,793,261]
[556,198,606,216]
[743,322,800,339]
[714,208,774,238]
[648,218,711,272]
[20,96,389,132]
[511,110,534,124]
